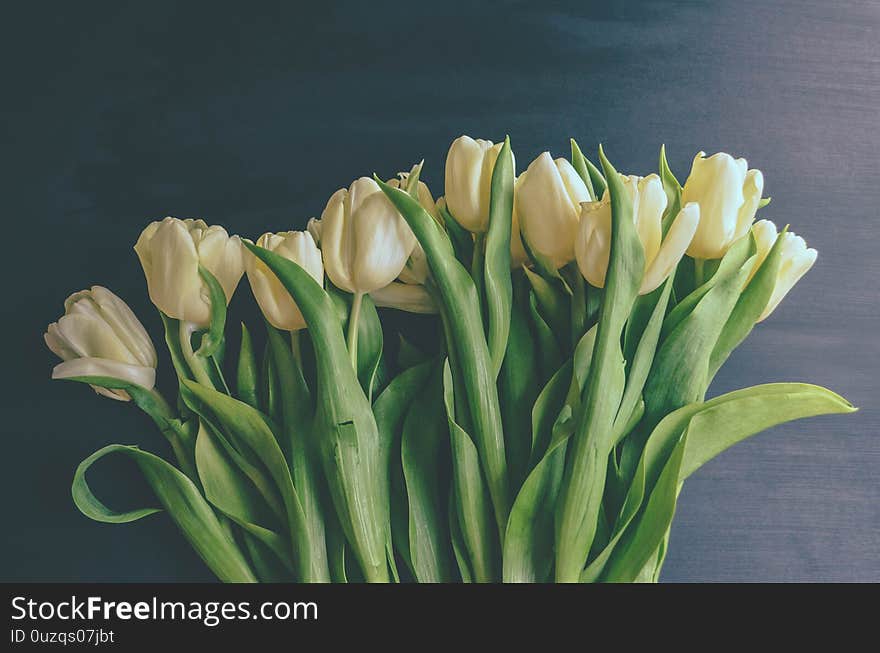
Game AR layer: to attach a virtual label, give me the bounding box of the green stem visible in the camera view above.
[694,258,706,287]
[179,321,214,388]
[346,292,364,370]
[139,388,197,481]
[471,233,486,323]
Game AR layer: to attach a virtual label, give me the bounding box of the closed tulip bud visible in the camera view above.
[246,231,324,330]
[444,135,504,233]
[682,151,764,259]
[44,286,157,400]
[320,177,417,295]
[134,217,244,326]
[517,152,592,269]
[576,174,701,294]
[748,220,817,321]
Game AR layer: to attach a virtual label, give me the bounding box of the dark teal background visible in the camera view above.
[4,1,877,581]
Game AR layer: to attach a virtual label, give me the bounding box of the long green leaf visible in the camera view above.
[245,242,388,582]
[499,277,540,488]
[266,325,329,582]
[236,323,259,409]
[379,178,509,538]
[194,420,293,574]
[442,361,496,582]
[401,367,454,581]
[180,380,314,581]
[504,327,596,582]
[596,383,854,581]
[483,136,515,376]
[373,360,434,579]
[708,229,787,379]
[72,444,256,582]
[554,146,645,582]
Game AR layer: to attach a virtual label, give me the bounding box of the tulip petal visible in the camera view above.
[640,202,700,294]
[52,357,157,394]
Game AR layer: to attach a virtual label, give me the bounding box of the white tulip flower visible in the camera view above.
[319,177,417,296]
[682,151,764,259]
[576,174,701,294]
[517,152,592,269]
[749,220,818,321]
[134,217,244,326]
[444,135,505,233]
[246,231,324,331]
[45,286,157,400]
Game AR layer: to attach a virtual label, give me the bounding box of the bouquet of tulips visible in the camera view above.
[44,135,854,582]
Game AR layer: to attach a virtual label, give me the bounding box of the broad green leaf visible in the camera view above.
[499,277,540,487]
[503,443,567,582]
[596,382,854,581]
[483,136,515,376]
[680,383,855,480]
[379,178,509,537]
[236,322,259,409]
[580,455,646,582]
[530,360,572,464]
[194,420,294,572]
[504,327,595,582]
[243,532,293,582]
[527,290,563,383]
[602,431,687,582]
[356,294,384,400]
[643,245,754,428]
[246,242,388,582]
[179,380,316,581]
[442,361,496,582]
[565,265,588,346]
[448,491,472,583]
[554,146,645,582]
[72,444,256,582]
[325,512,349,583]
[437,201,475,269]
[401,368,454,582]
[708,228,787,379]
[260,342,280,423]
[266,325,329,582]
[373,360,434,578]
[614,279,673,440]
[661,233,753,341]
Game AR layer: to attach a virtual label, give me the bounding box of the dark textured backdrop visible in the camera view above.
[3,0,877,582]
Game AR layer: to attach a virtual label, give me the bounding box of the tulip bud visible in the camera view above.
[749,220,817,321]
[134,217,244,326]
[444,135,504,233]
[575,174,700,294]
[517,152,592,269]
[681,152,764,259]
[246,231,324,331]
[44,286,158,400]
[320,177,417,295]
